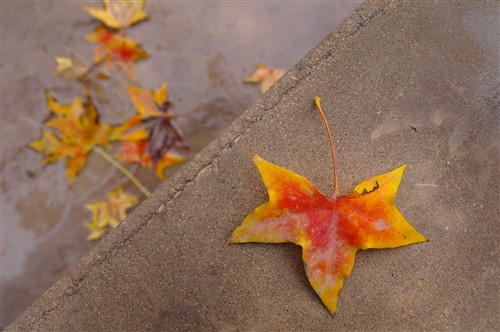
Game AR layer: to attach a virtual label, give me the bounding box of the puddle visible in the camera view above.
[0,1,360,327]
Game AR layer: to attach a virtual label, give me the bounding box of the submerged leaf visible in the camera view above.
[83,0,147,29]
[30,92,112,182]
[116,139,152,168]
[109,115,149,142]
[85,26,148,80]
[29,129,64,163]
[154,153,184,180]
[30,91,145,182]
[126,84,188,166]
[245,63,285,93]
[127,84,170,119]
[230,155,427,315]
[85,187,138,240]
[55,55,88,80]
[116,139,184,179]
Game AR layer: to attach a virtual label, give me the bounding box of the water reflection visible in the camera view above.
[0,1,360,327]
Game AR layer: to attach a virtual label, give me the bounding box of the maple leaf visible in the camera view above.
[83,0,147,30]
[230,97,427,315]
[84,26,115,60]
[117,139,152,168]
[245,63,286,93]
[55,54,88,80]
[109,115,149,142]
[85,186,138,240]
[30,91,146,182]
[116,139,184,179]
[154,153,185,180]
[30,91,112,182]
[127,83,171,119]
[85,26,149,80]
[126,84,188,164]
[116,84,188,179]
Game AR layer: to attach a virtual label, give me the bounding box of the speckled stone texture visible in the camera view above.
[8,0,498,330]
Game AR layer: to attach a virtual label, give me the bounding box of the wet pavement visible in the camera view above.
[0,1,360,327]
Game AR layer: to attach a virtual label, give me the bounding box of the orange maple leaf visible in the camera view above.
[126,84,188,152]
[85,26,148,80]
[245,63,286,93]
[127,83,171,119]
[83,0,147,30]
[230,97,427,315]
[109,115,149,142]
[117,139,152,168]
[85,186,138,240]
[124,83,188,173]
[30,91,112,182]
[30,91,147,182]
[117,139,184,180]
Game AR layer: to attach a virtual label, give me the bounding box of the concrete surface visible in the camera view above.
[8,0,499,330]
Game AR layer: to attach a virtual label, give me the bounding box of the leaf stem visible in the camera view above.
[94,146,151,197]
[314,96,339,195]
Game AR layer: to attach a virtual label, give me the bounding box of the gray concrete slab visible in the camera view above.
[8,0,498,330]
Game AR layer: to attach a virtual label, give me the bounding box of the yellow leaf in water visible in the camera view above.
[29,129,64,163]
[155,153,184,180]
[85,223,107,241]
[151,83,168,106]
[83,0,147,29]
[85,187,138,241]
[127,84,171,119]
[245,63,286,93]
[29,92,113,183]
[55,55,88,80]
[109,115,149,142]
[55,57,73,72]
